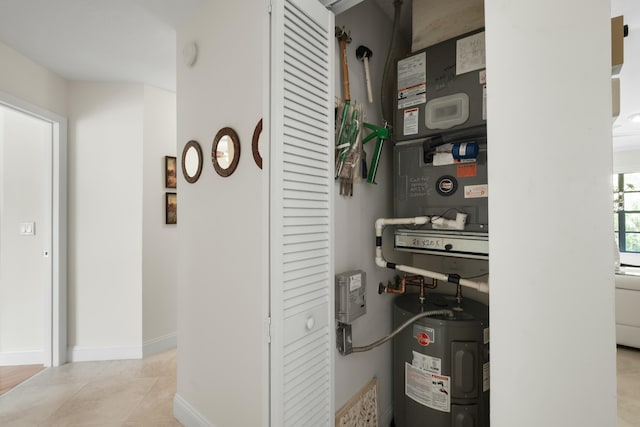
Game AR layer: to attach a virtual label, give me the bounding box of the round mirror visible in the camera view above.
[252,119,263,169]
[212,127,240,177]
[181,140,203,183]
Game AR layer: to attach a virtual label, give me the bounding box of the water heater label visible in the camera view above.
[412,351,441,374]
[405,363,451,413]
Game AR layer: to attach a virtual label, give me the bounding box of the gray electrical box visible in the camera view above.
[395,29,486,143]
[335,270,366,324]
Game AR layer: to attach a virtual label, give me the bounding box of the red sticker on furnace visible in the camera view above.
[417,332,430,346]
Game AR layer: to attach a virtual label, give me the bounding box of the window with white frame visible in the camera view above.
[614,173,640,266]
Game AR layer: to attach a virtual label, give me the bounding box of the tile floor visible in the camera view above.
[618,346,640,427]
[0,346,639,426]
[0,348,181,427]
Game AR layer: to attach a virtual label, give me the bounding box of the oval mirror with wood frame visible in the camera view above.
[182,140,203,183]
[252,119,263,169]
[212,127,240,177]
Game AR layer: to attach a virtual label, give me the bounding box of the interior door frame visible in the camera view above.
[0,90,67,367]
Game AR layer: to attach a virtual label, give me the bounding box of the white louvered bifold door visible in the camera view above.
[269,1,334,426]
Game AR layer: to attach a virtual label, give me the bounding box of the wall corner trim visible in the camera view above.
[143,333,177,357]
[173,393,217,427]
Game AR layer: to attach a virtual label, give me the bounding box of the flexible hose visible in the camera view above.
[351,309,454,353]
[380,0,403,125]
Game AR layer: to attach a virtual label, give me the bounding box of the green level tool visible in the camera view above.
[362,122,390,184]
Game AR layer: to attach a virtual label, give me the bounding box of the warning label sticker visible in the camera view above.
[397,52,426,109]
[405,363,451,412]
[403,108,419,136]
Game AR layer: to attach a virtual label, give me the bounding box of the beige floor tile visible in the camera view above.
[0,349,182,426]
[0,381,87,425]
[47,377,157,427]
[25,360,113,386]
[618,346,640,427]
[125,376,177,423]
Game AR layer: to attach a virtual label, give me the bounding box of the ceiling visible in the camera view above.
[0,0,204,91]
[0,0,637,147]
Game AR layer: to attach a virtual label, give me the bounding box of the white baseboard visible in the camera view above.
[0,350,43,366]
[174,393,216,427]
[143,332,177,357]
[67,345,142,362]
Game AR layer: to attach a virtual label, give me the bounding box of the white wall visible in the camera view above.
[142,85,178,353]
[0,106,51,364]
[0,41,67,117]
[333,3,411,424]
[67,82,144,360]
[613,147,640,173]
[175,1,266,425]
[486,0,617,426]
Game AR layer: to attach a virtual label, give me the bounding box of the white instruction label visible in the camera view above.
[412,351,441,374]
[456,32,486,75]
[349,273,362,291]
[464,184,488,199]
[405,363,451,413]
[397,52,426,109]
[483,362,490,392]
[403,108,419,135]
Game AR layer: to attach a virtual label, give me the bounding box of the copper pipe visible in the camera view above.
[383,277,406,295]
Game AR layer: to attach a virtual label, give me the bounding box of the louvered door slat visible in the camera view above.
[285,91,327,117]
[270,2,333,425]
[284,130,327,151]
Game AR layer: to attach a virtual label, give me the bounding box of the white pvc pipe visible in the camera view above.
[375,216,489,294]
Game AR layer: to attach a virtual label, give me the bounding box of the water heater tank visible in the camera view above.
[392,293,489,427]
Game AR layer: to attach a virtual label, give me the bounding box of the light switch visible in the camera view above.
[19,222,35,236]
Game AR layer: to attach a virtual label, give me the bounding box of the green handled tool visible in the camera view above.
[362,122,390,184]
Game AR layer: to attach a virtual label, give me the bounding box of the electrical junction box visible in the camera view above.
[335,270,366,324]
[395,28,486,143]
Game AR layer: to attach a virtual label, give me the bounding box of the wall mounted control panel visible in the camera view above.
[335,270,366,324]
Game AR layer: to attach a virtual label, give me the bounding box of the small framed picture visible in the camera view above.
[166,192,177,224]
[165,156,177,188]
